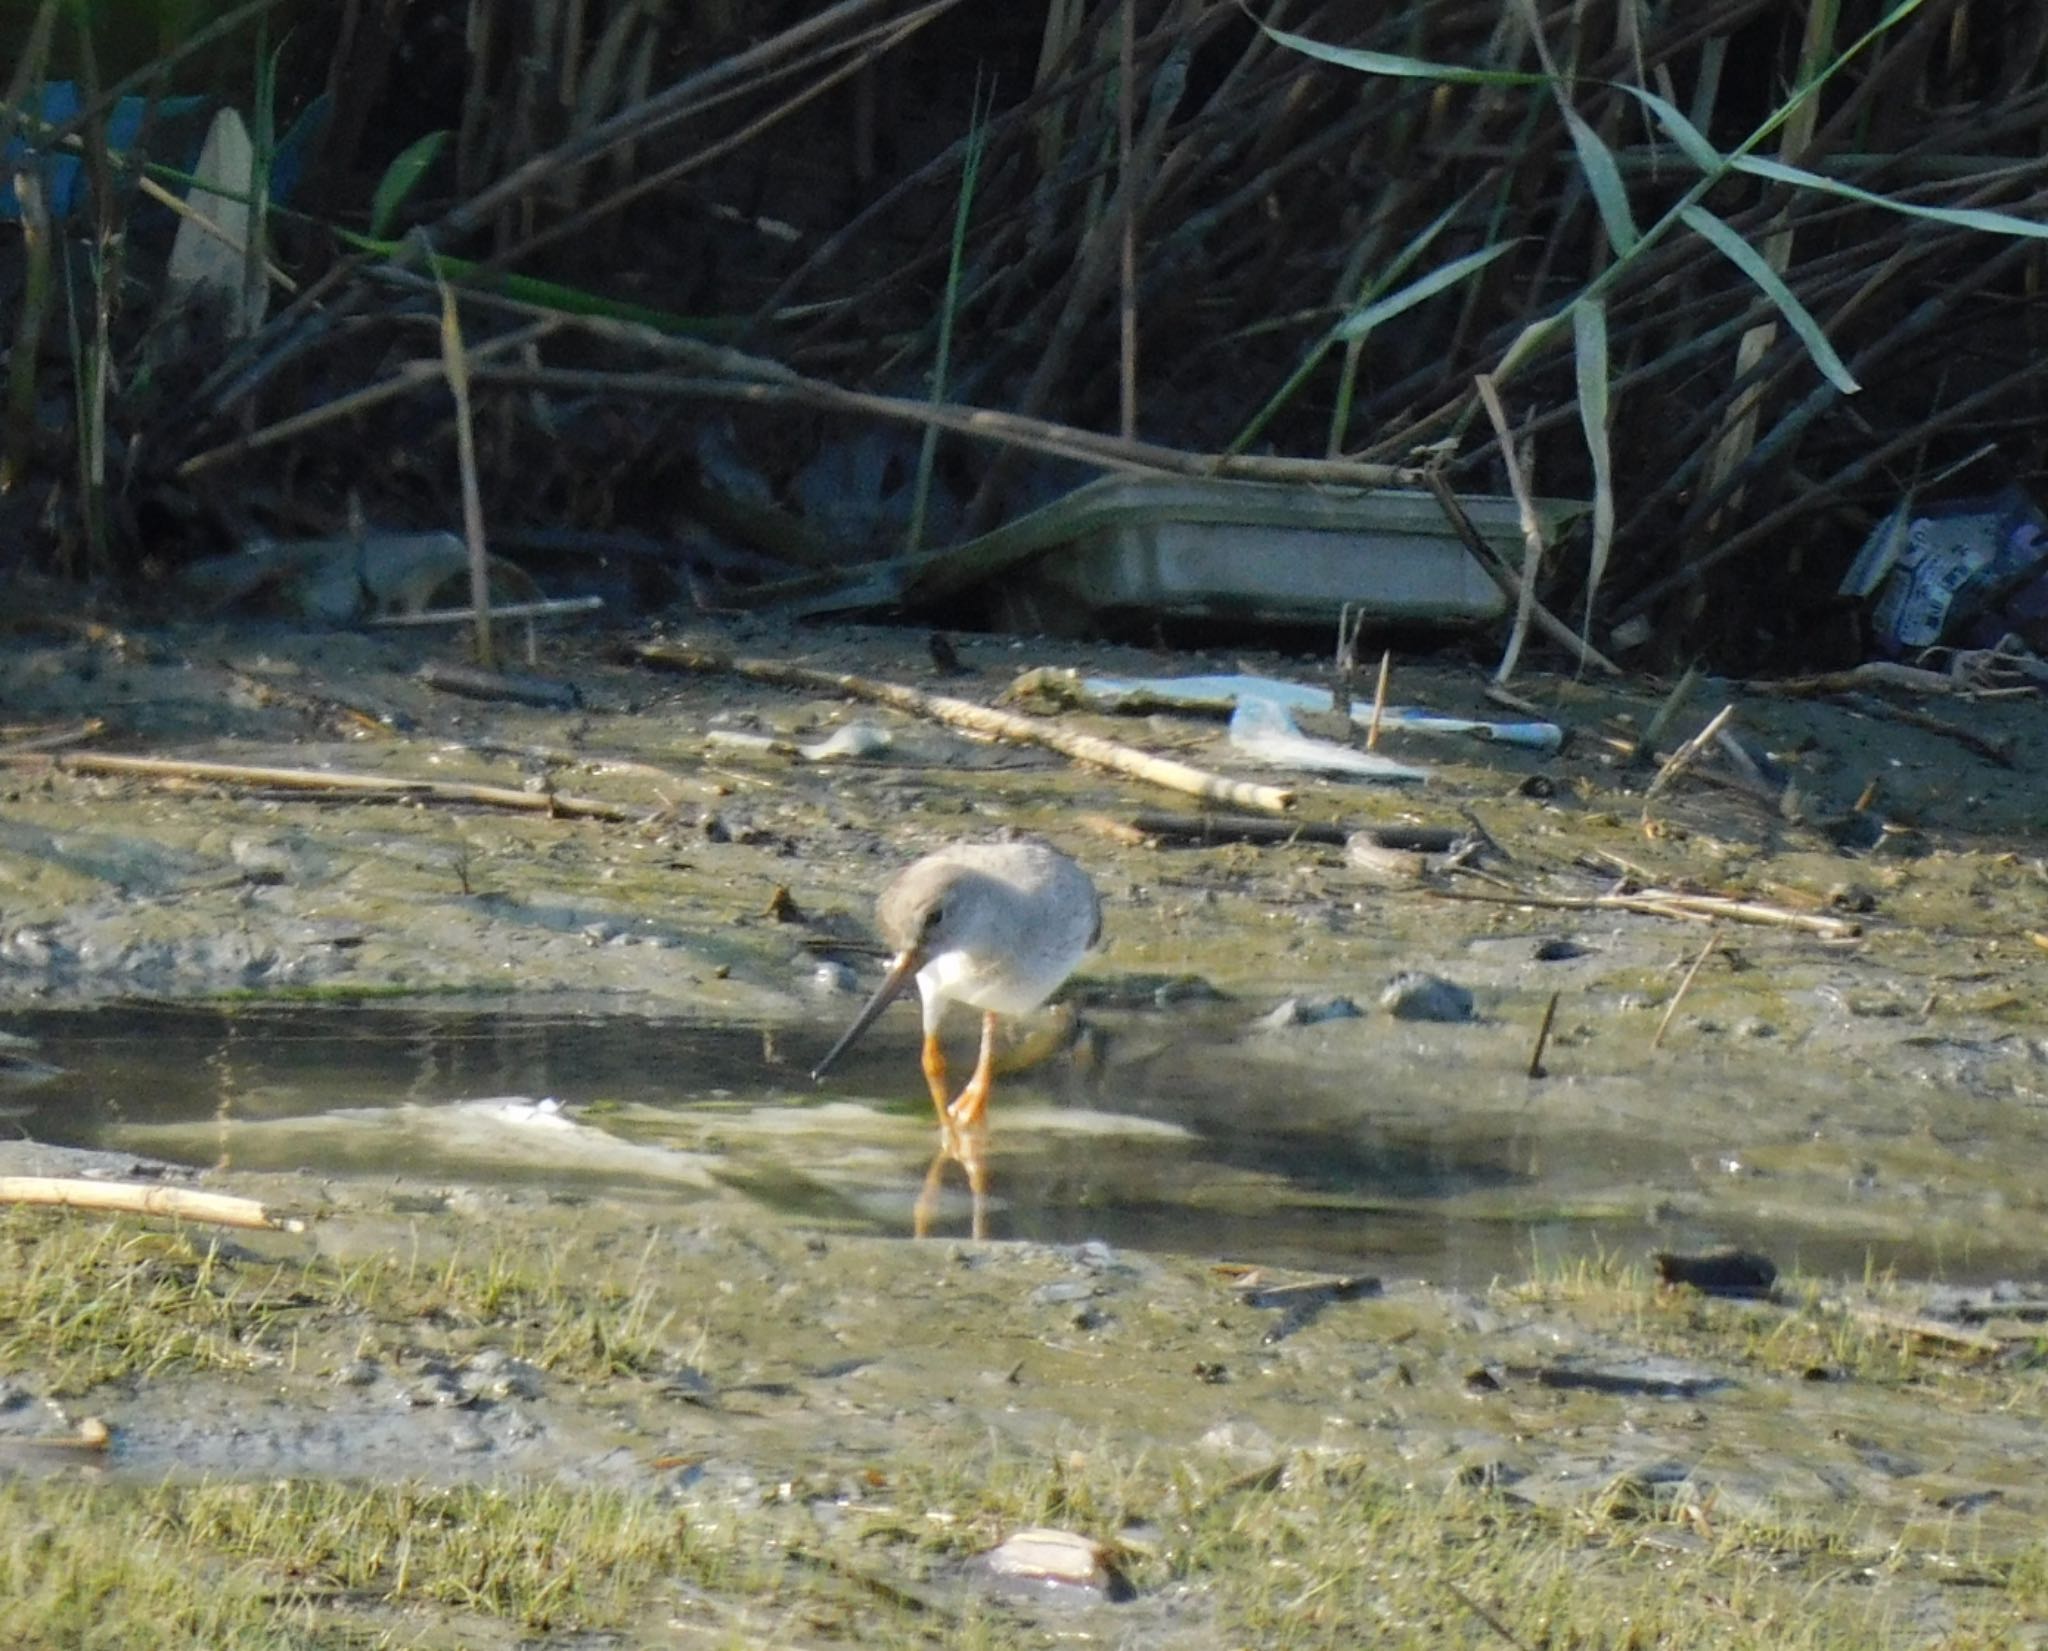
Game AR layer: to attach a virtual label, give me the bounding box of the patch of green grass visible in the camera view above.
[6,1438,2043,1650]
[0,1212,677,1393]
[4,1210,2045,1647]
[1504,1250,2048,1398]
[0,1217,322,1392]
[0,1476,715,1648]
[875,1437,2048,1650]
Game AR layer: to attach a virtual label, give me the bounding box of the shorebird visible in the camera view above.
[811,840,1100,1238]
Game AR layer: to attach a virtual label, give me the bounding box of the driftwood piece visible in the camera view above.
[0,1176,305,1232]
[632,642,1295,813]
[0,750,646,822]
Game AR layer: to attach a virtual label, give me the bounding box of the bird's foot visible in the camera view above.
[912,1135,989,1240]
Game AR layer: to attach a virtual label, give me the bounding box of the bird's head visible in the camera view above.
[810,862,992,1083]
[876,858,992,963]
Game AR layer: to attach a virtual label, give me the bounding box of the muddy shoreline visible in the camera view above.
[2,614,2046,1644]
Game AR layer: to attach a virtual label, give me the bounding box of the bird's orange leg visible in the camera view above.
[944,1012,999,1240]
[946,1011,1001,1134]
[920,1031,951,1120]
[912,1146,949,1239]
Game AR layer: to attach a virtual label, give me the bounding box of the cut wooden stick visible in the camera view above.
[632,642,1295,812]
[1429,884,1861,939]
[0,1177,305,1232]
[0,750,646,821]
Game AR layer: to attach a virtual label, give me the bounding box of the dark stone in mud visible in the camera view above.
[1653,1248,1778,1298]
[1069,972,1226,1009]
[1379,972,1476,1022]
[1254,994,1360,1030]
[1528,1358,1733,1400]
[466,1350,545,1401]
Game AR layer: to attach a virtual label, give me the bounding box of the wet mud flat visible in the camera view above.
[1,614,2047,1645]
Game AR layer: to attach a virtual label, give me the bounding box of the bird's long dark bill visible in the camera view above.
[811,949,923,1081]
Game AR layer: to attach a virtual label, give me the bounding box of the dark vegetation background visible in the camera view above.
[4,0,2046,670]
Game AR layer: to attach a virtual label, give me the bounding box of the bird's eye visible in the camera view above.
[922,905,945,931]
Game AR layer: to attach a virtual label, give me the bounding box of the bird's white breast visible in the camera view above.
[917,944,1064,1026]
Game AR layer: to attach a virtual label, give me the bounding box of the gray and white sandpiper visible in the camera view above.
[811,840,1100,1237]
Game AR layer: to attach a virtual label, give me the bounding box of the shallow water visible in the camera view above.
[8,1000,2043,1287]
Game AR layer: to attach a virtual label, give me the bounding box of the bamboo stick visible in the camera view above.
[0,1177,305,1232]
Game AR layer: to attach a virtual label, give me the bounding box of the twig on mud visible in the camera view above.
[0,717,106,755]
[631,641,1295,813]
[1652,923,1723,1050]
[219,665,396,740]
[1442,1578,1534,1651]
[372,596,605,627]
[0,750,647,821]
[1428,884,1861,940]
[1366,649,1392,752]
[0,1176,305,1233]
[416,660,580,709]
[1831,691,2015,767]
[1526,991,1559,1079]
[1642,703,1736,806]
[1827,1299,2004,1358]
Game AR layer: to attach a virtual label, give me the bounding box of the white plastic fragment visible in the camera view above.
[1078,672,1563,752]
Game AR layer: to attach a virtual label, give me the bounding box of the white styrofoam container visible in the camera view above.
[904,476,1578,631]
